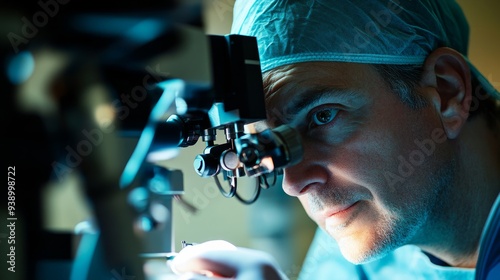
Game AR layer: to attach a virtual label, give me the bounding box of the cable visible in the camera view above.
[235,177,261,205]
[260,170,279,189]
[214,174,236,198]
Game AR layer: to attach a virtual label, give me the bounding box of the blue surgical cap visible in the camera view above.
[231,0,500,99]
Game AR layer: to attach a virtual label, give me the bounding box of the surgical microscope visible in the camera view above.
[2,1,302,279]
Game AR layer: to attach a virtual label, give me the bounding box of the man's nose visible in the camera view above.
[281,142,329,197]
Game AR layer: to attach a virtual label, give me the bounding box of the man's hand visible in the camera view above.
[170,240,289,280]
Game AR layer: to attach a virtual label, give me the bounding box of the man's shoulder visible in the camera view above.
[476,193,500,280]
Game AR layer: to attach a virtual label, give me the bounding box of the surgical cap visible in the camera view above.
[231,0,500,99]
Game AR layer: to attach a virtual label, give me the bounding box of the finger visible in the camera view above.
[171,255,236,278]
[177,272,230,280]
[171,240,238,277]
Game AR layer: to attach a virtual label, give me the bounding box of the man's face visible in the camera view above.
[264,62,455,264]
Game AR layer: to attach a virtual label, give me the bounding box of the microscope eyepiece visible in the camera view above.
[235,124,303,177]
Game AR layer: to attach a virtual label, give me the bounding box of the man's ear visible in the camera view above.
[420,47,472,139]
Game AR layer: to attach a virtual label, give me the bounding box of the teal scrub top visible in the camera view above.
[299,230,474,280]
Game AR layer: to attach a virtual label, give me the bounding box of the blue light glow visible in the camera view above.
[7,51,35,85]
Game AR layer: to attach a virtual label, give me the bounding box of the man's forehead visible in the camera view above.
[263,62,372,102]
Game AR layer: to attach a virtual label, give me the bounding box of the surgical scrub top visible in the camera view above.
[298,194,500,280]
[298,230,475,280]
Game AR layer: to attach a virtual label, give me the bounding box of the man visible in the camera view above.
[171,0,500,279]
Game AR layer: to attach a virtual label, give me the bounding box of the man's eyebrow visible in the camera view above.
[279,87,360,122]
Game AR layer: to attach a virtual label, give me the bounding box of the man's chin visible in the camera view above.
[337,237,391,264]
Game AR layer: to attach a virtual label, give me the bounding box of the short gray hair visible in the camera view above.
[372,64,428,109]
[374,64,500,128]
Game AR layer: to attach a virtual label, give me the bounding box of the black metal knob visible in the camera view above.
[193,154,220,177]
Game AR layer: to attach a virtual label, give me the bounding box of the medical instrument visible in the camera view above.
[2,1,302,279]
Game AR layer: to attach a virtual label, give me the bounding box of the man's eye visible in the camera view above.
[309,107,338,128]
